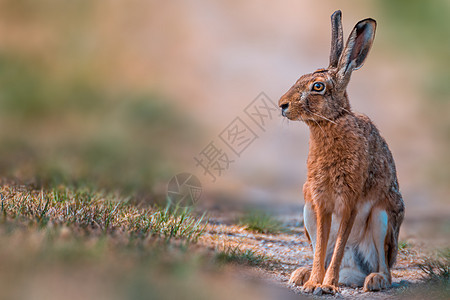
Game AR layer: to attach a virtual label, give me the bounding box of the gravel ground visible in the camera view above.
[199,209,428,299]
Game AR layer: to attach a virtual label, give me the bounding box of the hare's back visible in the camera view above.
[354,113,405,267]
[353,113,404,209]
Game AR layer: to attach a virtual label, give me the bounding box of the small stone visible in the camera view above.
[313,287,323,296]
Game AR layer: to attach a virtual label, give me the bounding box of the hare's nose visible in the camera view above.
[280,103,289,116]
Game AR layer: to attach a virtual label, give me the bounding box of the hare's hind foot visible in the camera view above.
[363,272,390,291]
[288,267,311,286]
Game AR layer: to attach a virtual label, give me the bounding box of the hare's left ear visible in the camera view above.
[329,10,344,68]
[336,18,376,89]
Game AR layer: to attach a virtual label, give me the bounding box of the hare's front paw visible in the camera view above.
[363,272,390,291]
[302,280,322,293]
[321,284,339,294]
[321,274,340,294]
[288,267,311,286]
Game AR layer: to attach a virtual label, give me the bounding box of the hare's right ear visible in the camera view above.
[329,10,343,68]
[336,18,376,90]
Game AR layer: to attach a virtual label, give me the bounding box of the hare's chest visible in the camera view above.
[307,150,365,195]
[307,161,363,213]
[307,157,353,189]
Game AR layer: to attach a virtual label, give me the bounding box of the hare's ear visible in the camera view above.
[336,18,376,89]
[329,10,343,68]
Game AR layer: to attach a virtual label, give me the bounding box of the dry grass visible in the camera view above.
[0,183,206,243]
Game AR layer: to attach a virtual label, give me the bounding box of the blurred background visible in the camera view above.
[0,1,449,299]
[0,0,448,240]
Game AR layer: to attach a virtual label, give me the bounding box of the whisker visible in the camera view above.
[297,114,306,124]
[299,114,326,135]
[340,107,351,114]
[312,119,326,135]
[280,115,290,128]
[309,111,337,125]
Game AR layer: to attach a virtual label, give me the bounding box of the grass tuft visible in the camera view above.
[398,248,450,299]
[215,245,267,266]
[418,249,450,283]
[239,211,286,234]
[398,240,410,250]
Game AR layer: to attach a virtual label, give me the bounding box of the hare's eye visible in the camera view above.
[312,82,325,92]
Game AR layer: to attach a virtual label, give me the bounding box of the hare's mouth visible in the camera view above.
[282,111,300,121]
[281,109,292,119]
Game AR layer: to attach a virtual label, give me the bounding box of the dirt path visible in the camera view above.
[199,209,426,299]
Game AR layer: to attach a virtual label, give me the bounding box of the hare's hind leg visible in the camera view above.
[363,209,391,291]
[289,202,315,286]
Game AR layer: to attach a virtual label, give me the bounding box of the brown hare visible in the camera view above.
[278,10,404,294]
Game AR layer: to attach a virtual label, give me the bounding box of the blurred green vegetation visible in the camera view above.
[379,0,450,191]
[379,0,450,100]
[0,1,200,198]
[0,53,193,195]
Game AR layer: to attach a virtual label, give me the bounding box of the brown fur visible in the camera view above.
[280,11,404,294]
